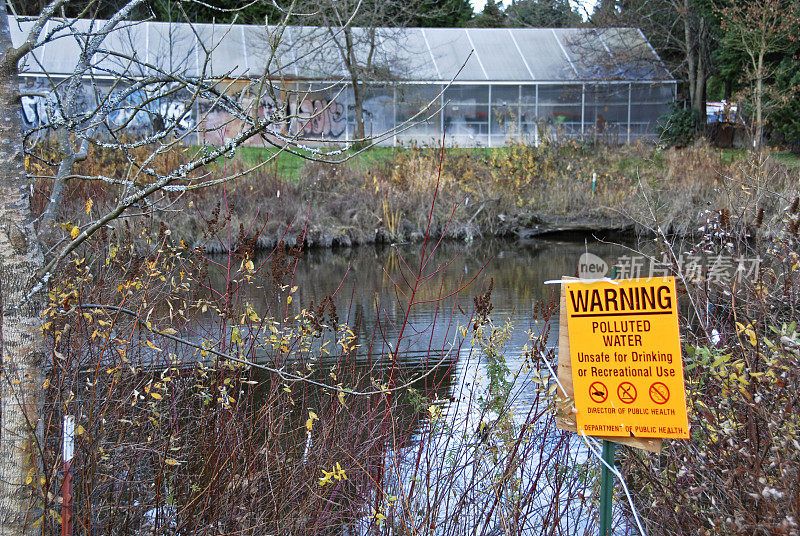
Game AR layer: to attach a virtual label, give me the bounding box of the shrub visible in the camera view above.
[656,105,704,148]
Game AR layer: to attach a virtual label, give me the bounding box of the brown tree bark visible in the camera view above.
[0,11,47,536]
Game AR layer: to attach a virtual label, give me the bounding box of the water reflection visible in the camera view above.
[210,236,637,417]
[203,236,638,534]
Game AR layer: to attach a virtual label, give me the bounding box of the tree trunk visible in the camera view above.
[754,51,764,149]
[0,11,47,536]
[692,18,706,115]
[352,81,365,140]
[693,44,706,115]
[342,28,366,141]
[683,0,697,110]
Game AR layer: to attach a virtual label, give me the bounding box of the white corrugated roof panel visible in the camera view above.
[382,28,440,81]
[423,28,487,81]
[509,29,576,81]
[468,28,532,81]
[10,15,673,83]
[92,20,151,77]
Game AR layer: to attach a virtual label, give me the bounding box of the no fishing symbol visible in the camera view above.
[589,381,608,404]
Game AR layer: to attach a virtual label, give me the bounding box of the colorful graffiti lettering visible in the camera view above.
[107,90,194,133]
[290,98,346,139]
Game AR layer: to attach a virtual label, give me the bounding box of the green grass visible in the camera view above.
[204,145,511,181]
[772,151,800,167]
[719,147,747,164]
[201,144,800,183]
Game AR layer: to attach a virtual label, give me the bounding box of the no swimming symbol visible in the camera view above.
[617,382,637,404]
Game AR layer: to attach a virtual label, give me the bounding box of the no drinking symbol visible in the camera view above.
[617,382,637,404]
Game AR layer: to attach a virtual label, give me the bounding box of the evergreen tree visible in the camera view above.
[408,0,475,27]
[506,0,582,27]
[469,0,508,27]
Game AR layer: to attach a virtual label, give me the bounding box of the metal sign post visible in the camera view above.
[599,439,616,536]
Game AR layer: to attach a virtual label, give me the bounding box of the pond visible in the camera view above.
[204,234,641,535]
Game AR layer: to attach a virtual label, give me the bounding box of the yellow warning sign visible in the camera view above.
[565,277,689,439]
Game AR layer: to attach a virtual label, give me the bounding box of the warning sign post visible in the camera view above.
[564,277,689,439]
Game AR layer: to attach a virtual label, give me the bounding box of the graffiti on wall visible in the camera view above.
[199,95,351,146]
[106,89,194,134]
[288,98,346,138]
[19,78,388,147]
[19,78,195,143]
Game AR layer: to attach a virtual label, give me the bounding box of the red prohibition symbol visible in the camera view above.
[617,382,637,404]
[589,381,609,404]
[649,382,670,404]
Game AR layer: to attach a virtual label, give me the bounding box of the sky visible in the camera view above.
[469,0,600,20]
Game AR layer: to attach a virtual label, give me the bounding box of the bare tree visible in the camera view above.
[0,2,428,533]
[716,0,799,150]
[288,0,457,143]
[593,0,713,115]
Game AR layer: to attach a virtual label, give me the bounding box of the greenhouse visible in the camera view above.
[11,18,676,146]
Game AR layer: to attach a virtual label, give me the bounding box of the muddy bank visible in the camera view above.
[46,142,799,254]
[194,212,638,254]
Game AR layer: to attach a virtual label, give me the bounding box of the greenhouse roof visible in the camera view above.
[9,17,673,83]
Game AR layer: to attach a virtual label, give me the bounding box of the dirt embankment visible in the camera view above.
[40,142,800,252]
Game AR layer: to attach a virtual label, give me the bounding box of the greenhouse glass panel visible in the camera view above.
[396,84,441,145]
[347,86,394,142]
[585,84,629,141]
[520,85,539,145]
[490,85,521,146]
[630,83,673,138]
[538,84,583,138]
[443,85,489,146]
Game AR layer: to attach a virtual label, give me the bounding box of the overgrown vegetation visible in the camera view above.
[30,140,800,254]
[26,137,800,535]
[622,186,800,535]
[656,105,704,148]
[31,174,605,535]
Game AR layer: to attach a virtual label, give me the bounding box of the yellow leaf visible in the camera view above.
[244,260,254,272]
[306,410,318,431]
[151,392,163,400]
[145,340,162,352]
[287,295,292,304]
[85,199,93,214]
[160,328,178,335]
[70,226,79,239]
[76,425,86,435]
[164,458,180,466]
[42,379,50,389]
[747,330,757,347]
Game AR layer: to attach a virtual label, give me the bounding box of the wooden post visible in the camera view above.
[61,416,74,536]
